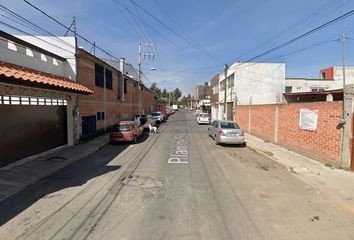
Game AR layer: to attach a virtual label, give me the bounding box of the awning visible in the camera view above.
[0,61,93,94]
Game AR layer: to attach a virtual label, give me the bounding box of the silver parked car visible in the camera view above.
[208,120,246,146]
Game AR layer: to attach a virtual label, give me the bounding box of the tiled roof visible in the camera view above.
[0,61,93,94]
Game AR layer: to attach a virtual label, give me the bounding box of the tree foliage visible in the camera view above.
[150,83,185,106]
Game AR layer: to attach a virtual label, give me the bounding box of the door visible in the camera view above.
[82,115,97,138]
[227,102,234,121]
[0,105,67,167]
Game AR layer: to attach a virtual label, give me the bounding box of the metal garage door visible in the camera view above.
[0,96,67,167]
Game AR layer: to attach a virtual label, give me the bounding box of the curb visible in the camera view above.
[247,145,294,173]
[0,137,109,203]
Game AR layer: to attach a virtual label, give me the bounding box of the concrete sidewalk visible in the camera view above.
[246,133,354,211]
[0,134,109,202]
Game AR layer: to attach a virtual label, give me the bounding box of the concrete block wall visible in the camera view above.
[236,102,342,164]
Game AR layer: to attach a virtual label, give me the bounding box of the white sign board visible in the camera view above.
[299,109,319,131]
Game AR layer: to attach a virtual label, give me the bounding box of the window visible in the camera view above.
[124,78,127,94]
[40,54,47,62]
[97,112,105,120]
[26,48,34,57]
[321,72,326,79]
[311,88,325,92]
[220,122,240,129]
[95,63,104,87]
[105,69,113,89]
[227,73,234,88]
[285,86,292,93]
[220,80,225,91]
[213,84,219,94]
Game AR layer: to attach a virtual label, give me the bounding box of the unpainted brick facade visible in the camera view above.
[77,49,156,138]
[236,101,342,164]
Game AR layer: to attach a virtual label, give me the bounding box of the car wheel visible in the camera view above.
[214,135,219,145]
[241,142,247,147]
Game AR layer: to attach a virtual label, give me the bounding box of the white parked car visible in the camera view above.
[197,113,210,125]
[151,111,164,123]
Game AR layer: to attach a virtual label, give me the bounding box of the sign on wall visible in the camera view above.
[299,109,319,131]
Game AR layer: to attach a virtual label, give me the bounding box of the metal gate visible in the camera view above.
[0,104,67,167]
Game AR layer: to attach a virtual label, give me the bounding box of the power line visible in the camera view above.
[111,0,145,40]
[22,0,120,61]
[0,20,75,55]
[234,9,354,68]
[127,0,222,64]
[235,0,346,61]
[0,5,75,50]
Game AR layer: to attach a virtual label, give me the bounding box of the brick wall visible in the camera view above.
[236,101,342,164]
[250,105,275,141]
[236,106,249,131]
[77,50,156,138]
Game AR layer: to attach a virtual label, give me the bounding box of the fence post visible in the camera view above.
[248,97,252,133]
[340,85,354,169]
[274,104,279,144]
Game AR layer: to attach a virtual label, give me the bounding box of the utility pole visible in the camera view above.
[340,33,348,168]
[138,42,142,114]
[72,17,80,143]
[342,33,346,94]
[168,91,171,107]
[137,42,154,114]
[223,64,228,120]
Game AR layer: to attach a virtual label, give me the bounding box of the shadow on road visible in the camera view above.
[0,142,130,226]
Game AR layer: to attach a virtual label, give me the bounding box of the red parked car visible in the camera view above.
[165,108,173,117]
[110,121,143,143]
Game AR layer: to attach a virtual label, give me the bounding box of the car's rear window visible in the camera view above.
[151,112,159,116]
[220,122,240,129]
[113,124,131,132]
[200,114,208,117]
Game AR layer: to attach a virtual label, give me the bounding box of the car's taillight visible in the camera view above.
[218,130,225,136]
[240,131,244,136]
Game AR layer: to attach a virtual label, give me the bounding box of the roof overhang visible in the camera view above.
[0,61,93,95]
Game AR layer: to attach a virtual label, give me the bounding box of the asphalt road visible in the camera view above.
[0,110,353,240]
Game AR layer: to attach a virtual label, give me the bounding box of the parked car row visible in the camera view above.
[193,111,246,146]
[110,111,166,144]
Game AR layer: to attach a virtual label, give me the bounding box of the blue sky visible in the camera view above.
[2,0,354,95]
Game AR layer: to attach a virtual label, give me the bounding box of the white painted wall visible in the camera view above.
[285,78,341,92]
[285,67,354,93]
[211,105,219,121]
[333,67,354,87]
[218,62,285,106]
